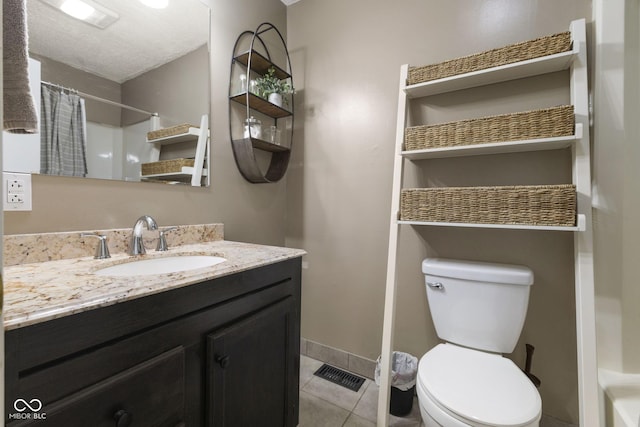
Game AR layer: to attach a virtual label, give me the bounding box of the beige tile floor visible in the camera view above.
[299,355,423,427]
[299,355,576,427]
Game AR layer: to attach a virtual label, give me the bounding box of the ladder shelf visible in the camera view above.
[377,18,597,427]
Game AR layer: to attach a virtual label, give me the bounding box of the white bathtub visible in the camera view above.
[600,369,640,427]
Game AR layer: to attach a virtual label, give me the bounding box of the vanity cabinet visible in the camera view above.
[207,297,297,426]
[9,347,187,427]
[5,257,302,427]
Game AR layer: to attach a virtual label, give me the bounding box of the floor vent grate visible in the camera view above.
[313,364,365,392]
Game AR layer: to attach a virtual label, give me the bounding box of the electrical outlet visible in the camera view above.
[3,172,32,211]
[7,179,24,193]
[7,194,24,204]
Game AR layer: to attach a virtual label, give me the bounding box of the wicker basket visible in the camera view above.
[400,184,576,227]
[141,158,195,176]
[404,105,574,151]
[407,31,572,85]
[147,124,196,141]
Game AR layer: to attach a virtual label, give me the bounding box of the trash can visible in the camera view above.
[375,351,418,417]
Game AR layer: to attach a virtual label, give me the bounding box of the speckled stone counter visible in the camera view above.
[4,223,225,266]
[3,235,305,331]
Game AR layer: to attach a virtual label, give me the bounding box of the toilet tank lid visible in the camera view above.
[422,258,534,286]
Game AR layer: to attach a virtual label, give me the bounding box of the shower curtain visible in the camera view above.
[40,84,88,177]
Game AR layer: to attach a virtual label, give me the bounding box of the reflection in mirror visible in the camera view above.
[2,0,211,186]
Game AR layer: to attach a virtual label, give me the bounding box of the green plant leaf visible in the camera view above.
[255,66,294,99]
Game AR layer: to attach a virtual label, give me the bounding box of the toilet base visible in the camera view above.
[416,345,541,427]
[417,380,469,427]
[420,406,443,427]
[417,375,540,427]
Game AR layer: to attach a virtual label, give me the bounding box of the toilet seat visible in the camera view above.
[417,344,541,427]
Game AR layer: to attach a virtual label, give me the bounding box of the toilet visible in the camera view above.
[417,258,542,427]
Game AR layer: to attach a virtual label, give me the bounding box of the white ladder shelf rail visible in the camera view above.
[377,18,597,427]
[190,114,209,187]
[145,114,209,187]
[568,18,598,427]
[377,63,410,427]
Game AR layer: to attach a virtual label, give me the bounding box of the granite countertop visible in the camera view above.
[3,240,306,331]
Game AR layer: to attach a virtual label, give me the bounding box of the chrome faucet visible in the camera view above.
[80,233,111,259]
[156,226,178,252]
[129,215,158,255]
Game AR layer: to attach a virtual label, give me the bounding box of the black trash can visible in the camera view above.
[390,384,415,416]
[375,351,418,417]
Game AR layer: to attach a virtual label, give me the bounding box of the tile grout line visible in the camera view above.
[299,373,314,390]
[351,380,372,413]
[300,377,366,409]
[299,388,353,422]
[344,380,374,426]
[300,377,372,424]
[301,355,379,426]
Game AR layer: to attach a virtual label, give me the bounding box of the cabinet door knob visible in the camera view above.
[113,409,132,427]
[215,354,230,369]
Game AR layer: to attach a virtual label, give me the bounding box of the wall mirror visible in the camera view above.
[2,0,211,186]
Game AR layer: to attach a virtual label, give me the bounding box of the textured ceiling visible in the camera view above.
[27,0,209,83]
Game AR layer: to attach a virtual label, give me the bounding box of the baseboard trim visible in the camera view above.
[300,338,377,380]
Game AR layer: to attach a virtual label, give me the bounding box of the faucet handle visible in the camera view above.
[80,233,111,259]
[156,227,178,252]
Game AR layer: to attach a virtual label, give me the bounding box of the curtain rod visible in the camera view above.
[41,81,158,117]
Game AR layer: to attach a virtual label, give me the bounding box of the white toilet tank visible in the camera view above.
[422,258,534,354]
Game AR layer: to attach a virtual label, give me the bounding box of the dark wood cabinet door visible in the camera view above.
[206,297,298,427]
[8,347,185,427]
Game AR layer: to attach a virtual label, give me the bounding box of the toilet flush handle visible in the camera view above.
[427,282,444,290]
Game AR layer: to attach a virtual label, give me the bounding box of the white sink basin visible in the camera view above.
[94,255,227,277]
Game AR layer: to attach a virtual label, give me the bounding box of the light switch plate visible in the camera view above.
[3,172,32,211]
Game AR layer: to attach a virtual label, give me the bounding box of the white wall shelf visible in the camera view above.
[144,114,209,187]
[405,48,578,99]
[141,167,208,180]
[146,126,205,145]
[378,19,597,427]
[402,124,582,160]
[398,213,586,232]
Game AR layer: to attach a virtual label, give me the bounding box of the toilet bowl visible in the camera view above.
[418,258,542,427]
[416,344,541,427]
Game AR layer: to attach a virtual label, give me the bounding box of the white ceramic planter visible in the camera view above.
[268,93,283,107]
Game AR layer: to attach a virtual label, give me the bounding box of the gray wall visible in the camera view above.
[33,54,122,127]
[593,0,640,375]
[5,0,289,247]
[285,0,591,423]
[35,45,209,129]
[122,45,209,128]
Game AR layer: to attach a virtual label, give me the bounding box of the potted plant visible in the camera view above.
[255,66,294,108]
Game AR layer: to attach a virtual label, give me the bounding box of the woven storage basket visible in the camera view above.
[147,124,196,141]
[404,105,574,151]
[407,31,571,85]
[400,184,576,226]
[141,158,195,176]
